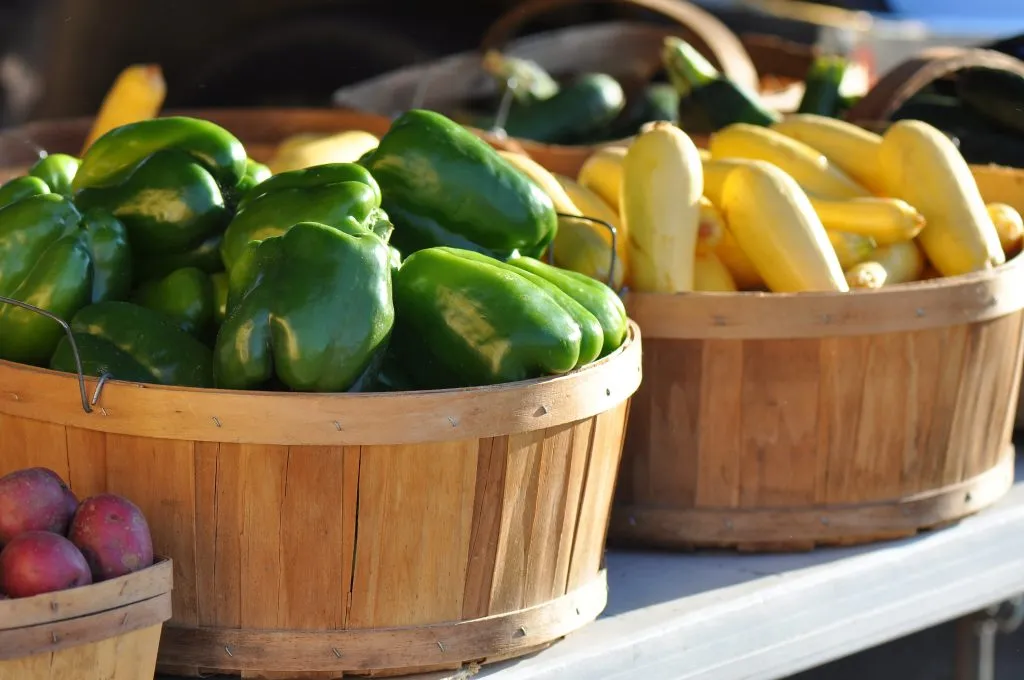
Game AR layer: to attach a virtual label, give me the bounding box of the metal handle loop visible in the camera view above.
[551,212,621,291]
[0,295,111,414]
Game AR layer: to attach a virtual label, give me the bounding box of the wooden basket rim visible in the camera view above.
[0,323,642,446]
[0,556,173,630]
[626,253,1024,340]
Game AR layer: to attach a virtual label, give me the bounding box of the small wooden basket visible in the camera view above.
[0,559,173,680]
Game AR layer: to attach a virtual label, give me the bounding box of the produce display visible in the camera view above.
[0,467,154,599]
[0,74,628,393]
[448,32,860,146]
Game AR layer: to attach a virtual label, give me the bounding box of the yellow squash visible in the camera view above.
[268,130,380,173]
[500,151,627,288]
[694,252,738,291]
[770,114,887,195]
[721,162,848,292]
[845,241,926,289]
[878,120,1004,277]
[622,122,703,293]
[82,64,166,154]
[810,196,925,245]
[578,146,627,214]
[827,231,877,270]
[555,174,629,288]
[715,228,764,290]
[697,197,725,253]
[986,202,1024,257]
[710,123,870,200]
[701,157,761,207]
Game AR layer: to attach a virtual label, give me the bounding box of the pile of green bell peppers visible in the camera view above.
[0,110,627,393]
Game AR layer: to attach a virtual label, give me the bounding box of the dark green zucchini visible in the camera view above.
[661,36,779,133]
[797,55,848,117]
[482,73,626,144]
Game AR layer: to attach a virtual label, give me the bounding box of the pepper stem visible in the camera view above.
[662,37,720,98]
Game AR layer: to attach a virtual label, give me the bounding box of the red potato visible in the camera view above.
[0,468,78,545]
[68,494,153,581]
[0,531,92,598]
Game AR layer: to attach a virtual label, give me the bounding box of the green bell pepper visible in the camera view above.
[74,148,230,257]
[0,194,131,365]
[505,255,627,355]
[214,220,394,392]
[220,162,382,270]
[131,266,215,339]
[133,232,225,283]
[390,247,582,388]
[441,248,603,366]
[72,116,247,193]
[235,158,272,197]
[50,301,214,387]
[363,109,557,259]
[211,272,229,326]
[0,176,49,210]
[29,153,81,197]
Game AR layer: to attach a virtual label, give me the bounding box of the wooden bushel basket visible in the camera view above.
[614,262,1024,552]
[0,110,643,677]
[0,327,640,677]
[0,559,173,680]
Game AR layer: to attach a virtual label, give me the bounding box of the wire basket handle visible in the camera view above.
[0,295,111,414]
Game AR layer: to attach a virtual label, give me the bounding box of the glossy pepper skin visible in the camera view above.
[0,176,49,210]
[0,194,131,365]
[74,148,230,257]
[131,266,215,340]
[50,301,214,388]
[221,162,382,270]
[390,247,582,388]
[29,153,81,197]
[235,158,272,197]
[214,220,394,392]
[363,109,557,259]
[506,255,628,355]
[441,248,603,367]
[72,116,247,193]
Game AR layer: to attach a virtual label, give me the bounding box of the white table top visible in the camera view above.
[474,450,1024,680]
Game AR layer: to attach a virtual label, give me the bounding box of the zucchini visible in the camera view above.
[956,67,1024,136]
[662,36,780,133]
[797,55,848,117]
[482,73,626,145]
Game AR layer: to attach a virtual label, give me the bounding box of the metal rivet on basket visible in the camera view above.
[51,632,58,644]
[212,416,222,428]
[916,308,926,318]
[437,641,446,652]
[965,492,973,503]
[820,517,830,526]
[332,648,342,658]
[99,407,109,417]
[225,646,234,658]
[605,388,611,397]
[821,314,832,324]
[535,405,549,416]
[516,626,528,638]
[447,416,458,427]
[9,393,19,401]
[333,420,342,431]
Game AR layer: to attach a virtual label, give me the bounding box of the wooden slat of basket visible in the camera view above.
[158,573,606,673]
